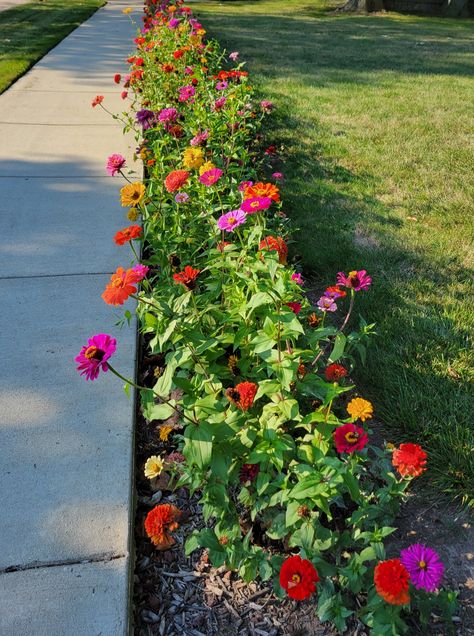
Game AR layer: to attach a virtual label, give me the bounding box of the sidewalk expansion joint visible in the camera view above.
[0,271,112,280]
[0,553,127,575]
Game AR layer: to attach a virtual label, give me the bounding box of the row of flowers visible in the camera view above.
[77,1,457,632]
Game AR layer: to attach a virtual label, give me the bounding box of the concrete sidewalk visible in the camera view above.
[0,2,141,634]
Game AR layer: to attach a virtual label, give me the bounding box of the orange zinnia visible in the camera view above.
[259,236,288,265]
[101,267,141,305]
[244,182,280,202]
[114,225,142,245]
[144,503,181,550]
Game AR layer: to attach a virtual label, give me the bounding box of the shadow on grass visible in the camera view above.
[197,3,474,501]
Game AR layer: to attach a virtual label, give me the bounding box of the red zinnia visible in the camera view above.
[334,422,368,454]
[113,73,121,84]
[239,463,260,484]
[226,381,258,411]
[392,443,427,478]
[144,503,181,550]
[374,559,410,605]
[325,363,348,382]
[101,267,141,305]
[286,302,302,315]
[259,236,288,265]
[114,225,142,245]
[279,555,319,601]
[173,265,200,290]
[165,169,190,193]
[91,95,104,107]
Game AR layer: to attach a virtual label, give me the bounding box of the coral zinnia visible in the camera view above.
[144,503,181,549]
[347,397,373,422]
[226,381,258,411]
[279,555,319,601]
[106,153,126,176]
[259,236,288,265]
[374,559,410,605]
[120,182,145,207]
[401,544,444,592]
[334,422,368,454]
[91,95,104,107]
[102,267,141,305]
[164,170,190,193]
[392,443,427,478]
[114,225,142,245]
[244,182,280,202]
[325,363,348,382]
[173,265,200,290]
[337,270,372,292]
[75,333,116,381]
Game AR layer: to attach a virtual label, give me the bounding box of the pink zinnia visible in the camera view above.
[190,129,209,146]
[337,270,372,292]
[260,100,274,113]
[317,296,337,312]
[238,180,253,192]
[272,172,284,182]
[75,333,116,381]
[106,154,126,177]
[178,85,195,102]
[158,107,178,123]
[334,423,368,454]
[292,273,304,286]
[217,209,247,232]
[229,51,239,61]
[199,168,223,186]
[213,96,227,111]
[240,196,272,214]
[132,263,149,280]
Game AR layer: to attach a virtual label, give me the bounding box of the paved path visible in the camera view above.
[0,2,141,634]
[0,0,30,11]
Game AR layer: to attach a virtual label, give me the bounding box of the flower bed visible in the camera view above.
[77,1,458,633]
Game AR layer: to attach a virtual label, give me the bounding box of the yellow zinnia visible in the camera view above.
[183,147,204,170]
[127,207,139,221]
[144,455,164,479]
[120,182,145,207]
[199,160,215,175]
[122,7,132,14]
[347,397,373,422]
[159,426,173,442]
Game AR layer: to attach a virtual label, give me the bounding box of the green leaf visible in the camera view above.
[328,333,346,363]
[184,423,213,469]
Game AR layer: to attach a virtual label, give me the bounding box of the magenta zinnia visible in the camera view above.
[401,544,444,592]
[199,168,223,186]
[240,196,272,214]
[337,269,372,291]
[217,209,246,232]
[75,334,116,381]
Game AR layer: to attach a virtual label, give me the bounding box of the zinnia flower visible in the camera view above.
[225,381,258,411]
[114,225,142,245]
[240,196,272,214]
[144,504,181,549]
[334,423,368,454]
[158,107,178,123]
[286,302,302,315]
[325,363,347,382]
[183,147,204,169]
[106,153,126,176]
[190,130,210,146]
[165,170,190,192]
[259,236,288,264]
[260,100,274,113]
[217,210,247,232]
[238,180,253,192]
[102,266,141,305]
[173,265,200,290]
[337,270,372,292]
[113,73,121,84]
[244,182,280,202]
[317,296,337,312]
[199,168,223,186]
[347,397,373,422]
[216,80,228,90]
[136,109,156,130]
[279,555,319,601]
[75,333,116,381]
[240,463,260,484]
[401,544,444,592]
[178,84,195,102]
[392,443,427,478]
[120,182,146,207]
[212,96,227,111]
[324,285,346,299]
[144,455,164,479]
[374,559,410,605]
[159,426,173,442]
[229,51,239,61]
[292,273,304,286]
[132,263,149,280]
[91,95,104,107]
[175,192,189,203]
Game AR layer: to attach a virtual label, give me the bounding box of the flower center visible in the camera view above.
[228,216,236,225]
[419,560,427,569]
[345,431,359,443]
[84,346,104,361]
[287,573,301,589]
[250,201,259,208]
[112,278,125,288]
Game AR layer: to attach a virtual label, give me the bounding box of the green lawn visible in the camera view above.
[195,0,474,502]
[0,0,104,93]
